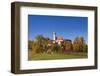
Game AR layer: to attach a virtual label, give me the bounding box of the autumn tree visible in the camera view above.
[82,43,88,52]
[32,35,52,53]
[73,36,87,52]
[28,40,33,50]
[34,35,45,53]
[51,43,61,53]
[63,40,73,52]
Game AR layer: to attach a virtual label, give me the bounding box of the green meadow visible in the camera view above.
[28,52,87,60]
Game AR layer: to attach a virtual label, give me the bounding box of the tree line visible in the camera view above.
[28,35,88,54]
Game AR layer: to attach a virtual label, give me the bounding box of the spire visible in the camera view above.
[53,32,56,41]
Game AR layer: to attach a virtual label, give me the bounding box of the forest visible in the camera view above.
[28,35,88,60]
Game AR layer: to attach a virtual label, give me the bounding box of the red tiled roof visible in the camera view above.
[56,36,63,40]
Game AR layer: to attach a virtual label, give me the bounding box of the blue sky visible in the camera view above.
[28,15,88,43]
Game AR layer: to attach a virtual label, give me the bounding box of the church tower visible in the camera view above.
[53,32,56,43]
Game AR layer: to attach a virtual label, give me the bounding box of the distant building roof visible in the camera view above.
[64,39,72,42]
[56,36,63,40]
